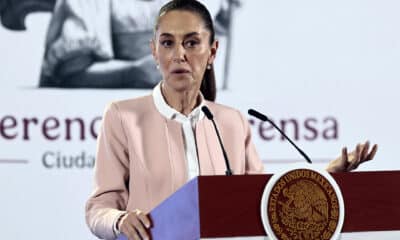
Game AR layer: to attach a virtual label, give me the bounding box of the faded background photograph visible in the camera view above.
[1,0,238,89]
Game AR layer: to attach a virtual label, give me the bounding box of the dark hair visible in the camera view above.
[155,0,217,101]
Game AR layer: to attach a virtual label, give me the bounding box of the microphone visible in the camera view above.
[201,106,233,176]
[248,109,313,164]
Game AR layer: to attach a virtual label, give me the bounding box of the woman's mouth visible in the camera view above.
[171,68,191,74]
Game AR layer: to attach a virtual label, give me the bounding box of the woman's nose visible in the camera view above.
[172,44,186,63]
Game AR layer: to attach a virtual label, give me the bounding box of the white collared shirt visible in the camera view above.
[152,82,205,181]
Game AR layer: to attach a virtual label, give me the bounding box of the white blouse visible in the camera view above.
[152,82,205,180]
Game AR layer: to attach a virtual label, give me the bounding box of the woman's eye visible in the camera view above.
[184,40,199,48]
[161,40,173,48]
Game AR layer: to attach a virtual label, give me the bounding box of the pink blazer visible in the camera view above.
[85,95,264,239]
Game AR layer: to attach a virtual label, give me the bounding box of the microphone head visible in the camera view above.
[248,109,268,121]
[201,106,214,120]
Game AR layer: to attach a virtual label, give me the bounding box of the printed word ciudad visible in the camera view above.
[42,151,95,169]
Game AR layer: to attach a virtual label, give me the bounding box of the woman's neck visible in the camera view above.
[161,82,201,116]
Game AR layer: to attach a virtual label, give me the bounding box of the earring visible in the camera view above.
[207,64,211,70]
[156,64,160,69]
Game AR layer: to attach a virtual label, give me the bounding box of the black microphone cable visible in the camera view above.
[202,106,233,176]
[248,109,312,164]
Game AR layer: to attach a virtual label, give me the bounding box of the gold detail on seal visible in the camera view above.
[267,169,340,240]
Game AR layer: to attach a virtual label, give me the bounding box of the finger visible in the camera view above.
[121,214,141,240]
[137,211,151,228]
[133,220,149,240]
[360,141,370,162]
[366,144,378,161]
[125,225,141,240]
[347,144,361,171]
[131,210,150,240]
[341,147,349,170]
[355,144,362,168]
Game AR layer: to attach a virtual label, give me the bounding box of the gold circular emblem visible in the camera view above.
[266,168,340,240]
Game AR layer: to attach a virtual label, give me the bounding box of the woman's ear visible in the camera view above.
[150,38,158,64]
[208,40,219,65]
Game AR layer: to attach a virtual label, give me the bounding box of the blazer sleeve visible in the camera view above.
[238,111,265,174]
[85,103,130,240]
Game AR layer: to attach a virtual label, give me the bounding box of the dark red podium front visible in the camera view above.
[118,171,400,239]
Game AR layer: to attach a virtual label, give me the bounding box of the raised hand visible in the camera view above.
[326,141,378,173]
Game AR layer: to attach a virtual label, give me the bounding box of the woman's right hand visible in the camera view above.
[119,209,151,240]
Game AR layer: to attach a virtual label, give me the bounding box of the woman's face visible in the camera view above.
[151,10,218,93]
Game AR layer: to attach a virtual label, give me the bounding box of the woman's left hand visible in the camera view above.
[326,140,378,173]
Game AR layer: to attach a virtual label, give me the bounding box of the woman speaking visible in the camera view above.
[85,1,377,239]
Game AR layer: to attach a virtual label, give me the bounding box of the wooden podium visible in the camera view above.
[118,171,400,239]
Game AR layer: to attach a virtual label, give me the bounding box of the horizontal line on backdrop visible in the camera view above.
[263,158,331,164]
[0,159,29,164]
[0,159,330,164]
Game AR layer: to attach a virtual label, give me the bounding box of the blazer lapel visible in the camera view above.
[165,120,188,190]
[196,120,226,175]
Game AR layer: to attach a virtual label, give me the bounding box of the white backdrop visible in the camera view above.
[1,0,399,239]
